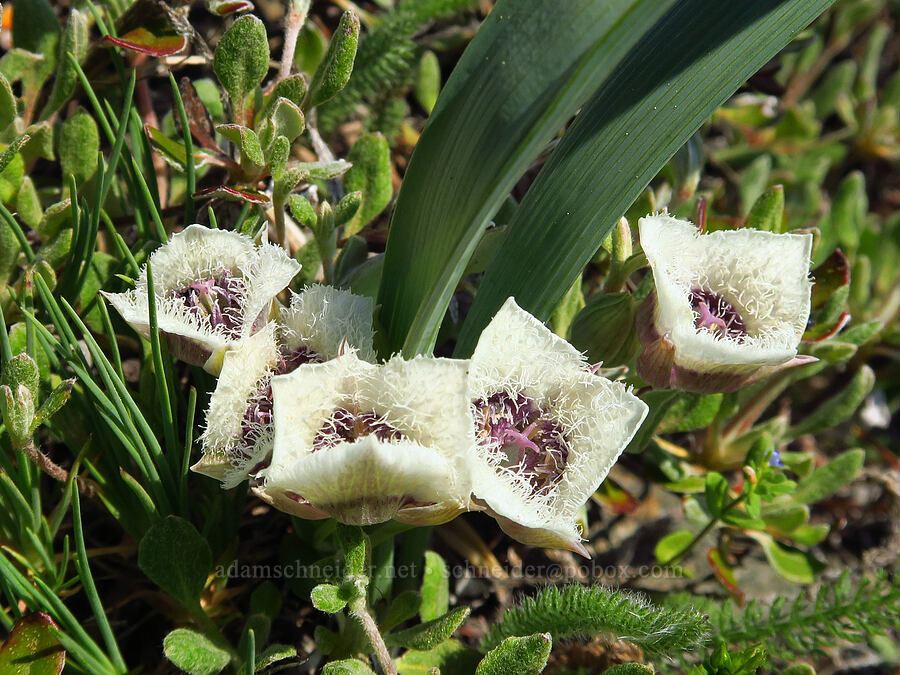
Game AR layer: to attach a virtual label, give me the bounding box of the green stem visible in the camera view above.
[660,494,745,567]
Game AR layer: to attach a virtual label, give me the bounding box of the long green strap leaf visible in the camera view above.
[454,0,835,355]
[376,0,679,356]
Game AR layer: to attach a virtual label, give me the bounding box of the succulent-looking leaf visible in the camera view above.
[163,628,230,675]
[0,612,65,675]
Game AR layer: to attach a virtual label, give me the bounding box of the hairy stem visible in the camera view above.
[350,598,396,675]
[280,0,312,81]
[23,440,99,498]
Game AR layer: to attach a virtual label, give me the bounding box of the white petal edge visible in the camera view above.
[471,371,648,547]
[469,297,587,405]
[280,285,375,362]
[638,214,812,370]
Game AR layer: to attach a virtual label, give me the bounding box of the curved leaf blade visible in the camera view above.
[455,0,836,355]
[376,0,679,356]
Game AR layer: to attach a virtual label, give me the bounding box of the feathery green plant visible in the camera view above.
[480,584,710,657]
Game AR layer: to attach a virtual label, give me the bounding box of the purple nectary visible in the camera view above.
[472,391,569,496]
[312,407,405,452]
[169,269,246,334]
[237,345,323,469]
[688,288,748,340]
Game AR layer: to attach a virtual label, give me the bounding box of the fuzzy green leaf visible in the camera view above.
[59,110,99,182]
[344,133,392,235]
[475,633,551,675]
[603,665,654,675]
[41,8,89,119]
[334,191,362,227]
[138,516,212,608]
[33,379,73,428]
[790,448,865,505]
[746,184,785,232]
[163,628,230,675]
[748,532,821,584]
[311,584,348,613]
[321,660,376,675]
[385,606,470,650]
[0,74,15,132]
[419,551,449,623]
[214,15,269,119]
[395,640,481,675]
[308,11,360,107]
[1,352,40,398]
[785,368,874,441]
[11,0,59,86]
[288,194,317,230]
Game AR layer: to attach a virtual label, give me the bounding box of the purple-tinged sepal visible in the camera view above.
[636,214,816,394]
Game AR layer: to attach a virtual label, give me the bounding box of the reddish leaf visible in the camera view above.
[207,0,254,16]
[810,249,850,309]
[707,548,744,605]
[105,30,187,56]
[0,612,65,675]
[194,185,270,204]
[178,78,219,152]
[595,479,638,515]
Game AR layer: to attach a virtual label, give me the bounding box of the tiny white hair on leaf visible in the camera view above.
[279,284,376,362]
[103,225,300,374]
[638,213,812,372]
[468,298,648,554]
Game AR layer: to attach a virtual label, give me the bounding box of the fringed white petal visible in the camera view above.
[280,285,375,361]
[263,436,459,525]
[638,214,812,372]
[193,324,280,487]
[264,353,474,524]
[468,298,648,554]
[468,297,586,404]
[103,225,300,374]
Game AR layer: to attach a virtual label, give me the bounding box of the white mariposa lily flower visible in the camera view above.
[636,214,815,393]
[468,298,648,556]
[103,224,300,375]
[193,285,375,488]
[257,352,475,526]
